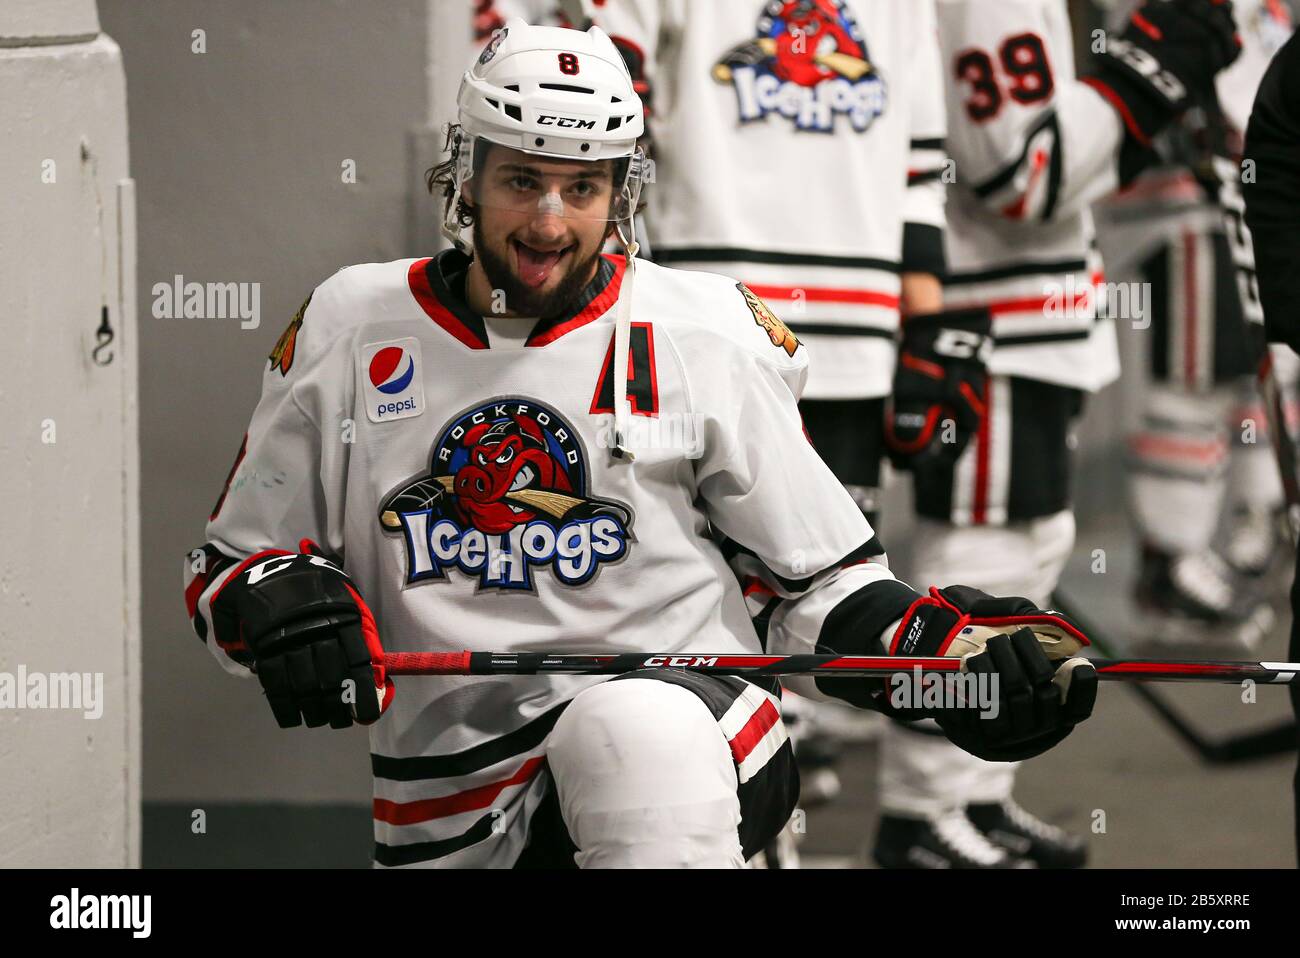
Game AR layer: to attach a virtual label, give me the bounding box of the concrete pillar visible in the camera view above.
[0,0,140,867]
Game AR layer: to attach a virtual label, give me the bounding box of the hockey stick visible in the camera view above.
[1052,590,1296,763]
[382,649,1300,683]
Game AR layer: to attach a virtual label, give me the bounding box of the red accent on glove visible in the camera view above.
[1080,75,1153,147]
[888,587,962,655]
[900,351,946,380]
[1131,11,1164,41]
[295,539,394,721]
[957,380,986,417]
[887,586,1091,656]
[344,582,394,723]
[884,404,945,455]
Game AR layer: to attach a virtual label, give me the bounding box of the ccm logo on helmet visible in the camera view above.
[642,656,720,668]
[537,115,596,129]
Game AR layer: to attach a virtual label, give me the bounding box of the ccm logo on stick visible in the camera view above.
[643,656,719,667]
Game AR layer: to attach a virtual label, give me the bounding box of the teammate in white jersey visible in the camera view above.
[872,0,1242,868]
[183,19,1097,868]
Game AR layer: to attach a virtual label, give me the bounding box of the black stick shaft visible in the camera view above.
[383,650,1300,684]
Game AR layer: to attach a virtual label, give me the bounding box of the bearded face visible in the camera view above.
[466,145,617,317]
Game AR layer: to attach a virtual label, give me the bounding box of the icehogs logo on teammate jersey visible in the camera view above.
[712,0,886,133]
[379,398,634,590]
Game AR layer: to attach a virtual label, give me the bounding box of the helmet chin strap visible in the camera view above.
[441,127,475,254]
[441,198,470,253]
[610,212,639,463]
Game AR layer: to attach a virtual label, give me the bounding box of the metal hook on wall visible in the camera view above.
[92,305,115,366]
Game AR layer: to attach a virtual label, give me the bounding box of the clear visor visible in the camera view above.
[458,136,643,223]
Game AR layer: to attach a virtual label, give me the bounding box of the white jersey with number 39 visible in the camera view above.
[936,0,1122,393]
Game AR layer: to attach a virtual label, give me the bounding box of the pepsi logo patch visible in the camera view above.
[360,338,425,423]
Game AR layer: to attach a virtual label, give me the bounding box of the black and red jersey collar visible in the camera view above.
[407,249,625,350]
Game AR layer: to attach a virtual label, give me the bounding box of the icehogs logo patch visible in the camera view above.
[712,0,887,133]
[379,398,634,590]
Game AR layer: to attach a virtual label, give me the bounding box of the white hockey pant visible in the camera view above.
[546,678,746,868]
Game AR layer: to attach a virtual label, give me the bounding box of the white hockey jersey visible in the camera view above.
[485,0,949,400]
[184,251,917,867]
[936,0,1121,392]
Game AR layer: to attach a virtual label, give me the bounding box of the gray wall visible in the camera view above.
[97,0,429,803]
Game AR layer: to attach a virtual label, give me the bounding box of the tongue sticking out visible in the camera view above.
[515,243,565,288]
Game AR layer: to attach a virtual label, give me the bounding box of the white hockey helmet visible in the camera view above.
[444,18,647,249]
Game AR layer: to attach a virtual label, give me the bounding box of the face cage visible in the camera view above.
[441,130,645,253]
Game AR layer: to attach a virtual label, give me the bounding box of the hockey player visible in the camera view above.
[502,0,954,865]
[873,0,1242,868]
[1097,0,1295,653]
[183,20,1096,868]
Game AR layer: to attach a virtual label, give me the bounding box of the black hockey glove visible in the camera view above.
[884,307,992,472]
[1082,0,1242,147]
[883,586,1098,762]
[210,539,394,729]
